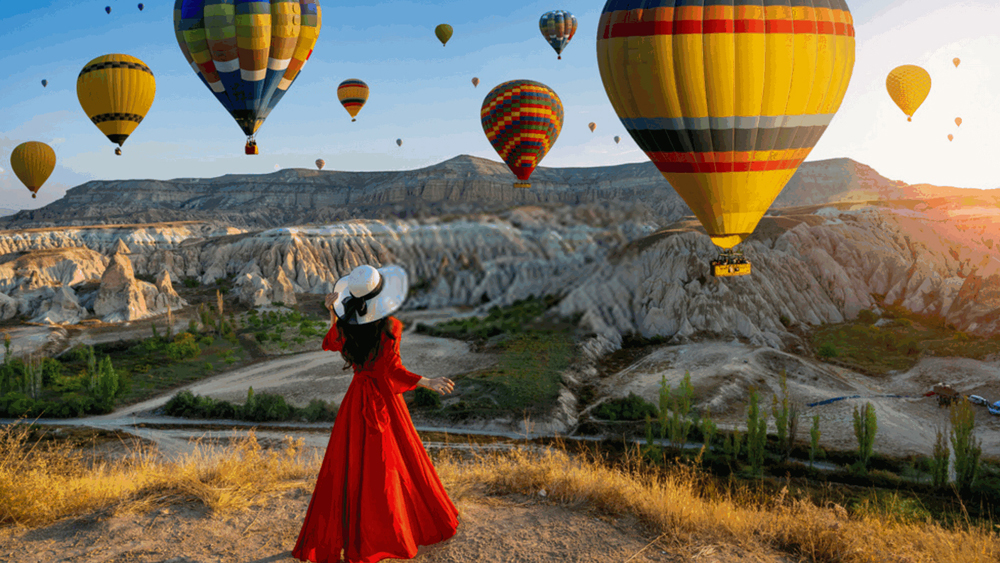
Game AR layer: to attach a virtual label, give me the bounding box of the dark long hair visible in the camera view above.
[336,316,396,370]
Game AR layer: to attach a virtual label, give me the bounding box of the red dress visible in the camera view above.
[292,317,459,563]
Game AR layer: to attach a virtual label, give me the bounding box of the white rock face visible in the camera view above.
[0,292,18,321]
[94,251,149,322]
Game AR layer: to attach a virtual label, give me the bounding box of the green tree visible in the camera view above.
[771,369,799,460]
[745,388,768,477]
[809,414,822,468]
[950,399,982,493]
[659,372,695,448]
[931,426,950,489]
[96,356,120,405]
[852,402,878,470]
[699,409,717,450]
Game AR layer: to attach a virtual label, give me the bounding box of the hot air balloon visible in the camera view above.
[396,138,403,147]
[337,79,368,122]
[955,117,962,127]
[10,142,55,199]
[953,58,960,68]
[138,3,144,10]
[316,159,325,170]
[948,134,953,141]
[435,24,452,46]
[597,0,856,276]
[472,77,479,88]
[614,135,620,144]
[77,54,156,155]
[173,0,322,154]
[41,79,47,87]
[588,122,596,132]
[274,164,280,171]
[539,10,577,60]
[886,65,930,122]
[105,6,111,14]
[481,79,563,189]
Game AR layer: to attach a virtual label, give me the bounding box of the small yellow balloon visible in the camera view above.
[953,58,960,68]
[955,117,962,127]
[948,134,953,142]
[886,65,931,122]
[10,141,56,199]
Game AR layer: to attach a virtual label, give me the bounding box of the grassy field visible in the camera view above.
[810,304,1000,375]
[413,296,578,420]
[1,423,997,562]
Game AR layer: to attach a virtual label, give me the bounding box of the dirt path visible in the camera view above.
[0,490,785,563]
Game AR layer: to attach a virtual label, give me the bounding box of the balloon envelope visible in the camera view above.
[953,58,960,67]
[77,54,156,149]
[614,135,620,144]
[472,77,479,87]
[588,122,596,132]
[173,0,322,147]
[955,117,962,127]
[886,65,931,122]
[481,79,563,188]
[337,79,368,121]
[105,6,111,13]
[948,134,953,141]
[435,24,452,46]
[41,79,47,87]
[138,3,144,10]
[10,141,56,199]
[598,0,855,249]
[396,138,403,147]
[316,159,325,170]
[539,10,578,60]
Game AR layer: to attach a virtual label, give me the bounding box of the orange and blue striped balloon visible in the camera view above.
[337,79,368,122]
[481,80,563,188]
[597,0,855,249]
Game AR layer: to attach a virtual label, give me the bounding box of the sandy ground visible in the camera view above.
[596,341,1000,459]
[0,487,790,563]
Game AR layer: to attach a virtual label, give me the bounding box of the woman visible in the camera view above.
[292,264,459,563]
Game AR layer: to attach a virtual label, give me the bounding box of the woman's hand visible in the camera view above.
[421,377,455,396]
[324,292,339,311]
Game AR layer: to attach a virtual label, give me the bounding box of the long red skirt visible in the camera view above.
[292,319,458,563]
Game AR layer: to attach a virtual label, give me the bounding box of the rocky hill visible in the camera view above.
[4,154,968,231]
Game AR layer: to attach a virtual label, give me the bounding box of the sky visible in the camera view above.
[1,0,998,211]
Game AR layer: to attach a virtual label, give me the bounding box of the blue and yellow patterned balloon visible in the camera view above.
[480,80,563,188]
[173,0,322,153]
[539,10,577,60]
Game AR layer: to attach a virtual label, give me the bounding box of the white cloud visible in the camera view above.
[51,138,65,144]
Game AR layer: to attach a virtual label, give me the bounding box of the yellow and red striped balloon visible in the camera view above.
[597,0,855,249]
[480,80,563,188]
[337,79,368,122]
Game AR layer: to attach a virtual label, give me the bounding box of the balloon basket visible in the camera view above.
[711,250,751,277]
[245,143,259,155]
[114,148,122,156]
[513,182,531,189]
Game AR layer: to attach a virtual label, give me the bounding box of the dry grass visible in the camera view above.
[1,421,998,563]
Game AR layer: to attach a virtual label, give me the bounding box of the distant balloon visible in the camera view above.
[472,77,479,88]
[953,58,960,68]
[948,134,953,141]
[955,117,962,127]
[481,79,563,189]
[10,142,56,199]
[274,164,280,170]
[41,79,47,87]
[77,54,156,155]
[435,24,452,46]
[886,65,931,122]
[588,122,596,132]
[138,3,144,10]
[539,10,577,60]
[316,159,325,170]
[396,138,403,147]
[105,6,111,14]
[337,79,368,122]
[614,135,620,144]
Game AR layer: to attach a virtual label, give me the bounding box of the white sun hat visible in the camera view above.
[332,264,409,325]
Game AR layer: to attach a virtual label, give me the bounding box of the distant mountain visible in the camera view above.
[0,208,18,217]
[2,154,997,231]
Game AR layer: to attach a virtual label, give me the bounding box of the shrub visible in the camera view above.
[167,333,201,361]
[817,343,838,358]
[857,309,878,324]
[596,392,658,422]
[241,392,292,422]
[415,387,442,409]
